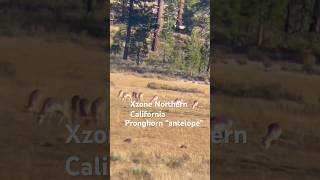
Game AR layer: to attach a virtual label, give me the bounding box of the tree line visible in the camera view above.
[214,0,320,52]
[111,0,210,75]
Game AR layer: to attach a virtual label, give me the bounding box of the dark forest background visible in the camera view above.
[110,0,210,80]
[214,0,320,74]
[0,0,106,43]
[212,1,320,180]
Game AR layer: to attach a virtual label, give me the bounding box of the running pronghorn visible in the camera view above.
[90,97,105,126]
[210,116,233,132]
[262,123,282,149]
[132,91,139,100]
[24,89,44,115]
[117,90,124,98]
[150,95,159,103]
[174,98,183,104]
[137,92,144,101]
[122,92,132,101]
[36,97,71,125]
[79,98,91,118]
[192,100,199,109]
[132,91,143,101]
[70,95,80,124]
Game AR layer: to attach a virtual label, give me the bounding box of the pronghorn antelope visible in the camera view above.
[132,91,139,100]
[137,92,144,101]
[117,90,124,98]
[262,123,282,149]
[36,97,71,125]
[131,91,143,101]
[174,98,183,103]
[70,95,80,124]
[150,95,159,103]
[90,97,105,126]
[122,92,132,101]
[25,89,44,115]
[192,100,199,109]
[79,98,91,118]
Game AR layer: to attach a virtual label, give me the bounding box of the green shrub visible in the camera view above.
[147,82,203,94]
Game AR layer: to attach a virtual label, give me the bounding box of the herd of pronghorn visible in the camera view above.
[116,89,199,109]
[23,89,281,150]
[117,89,282,150]
[24,89,105,127]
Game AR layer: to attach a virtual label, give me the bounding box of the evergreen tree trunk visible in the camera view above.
[123,0,134,60]
[122,0,128,17]
[309,0,320,32]
[257,22,264,47]
[206,64,210,72]
[176,0,185,28]
[298,1,307,32]
[84,0,93,15]
[152,0,164,51]
[256,2,265,47]
[136,49,140,65]
[163,49,166,63]
[284,0,291,33]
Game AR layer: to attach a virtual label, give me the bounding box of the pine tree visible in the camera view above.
[123,0,134,60]
[309,0,320,32]
[151,0,164,51]
[176,0,185,29]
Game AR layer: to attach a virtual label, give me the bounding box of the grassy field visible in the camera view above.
[110,73,210,180]
[0,36,107,180]
[213,58,320,180]
[3,34,319,179]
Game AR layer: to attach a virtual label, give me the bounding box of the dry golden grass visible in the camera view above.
[110,73,210,180]
[214,61,320,103]
[213,61,320,180]
[0,36,107,180]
